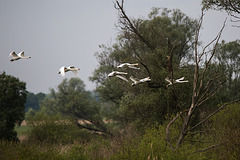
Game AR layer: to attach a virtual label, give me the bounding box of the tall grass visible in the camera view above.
[0,140,63,160]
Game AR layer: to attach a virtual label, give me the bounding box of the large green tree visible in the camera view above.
[24,92,46,112]
[40,78,111,136]
[214,40,240,99]
[90,6,197,128]
[0,72,27,141]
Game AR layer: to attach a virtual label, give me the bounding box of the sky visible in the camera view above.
[0,0,239,94]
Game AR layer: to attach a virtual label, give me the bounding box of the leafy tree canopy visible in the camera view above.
[24,92,46,112]
[90,8,197,128]
[37,78,111,136]
[0,72,27,141]
[202,0,240,14]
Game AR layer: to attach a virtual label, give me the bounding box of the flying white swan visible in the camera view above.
[58,66,80,77]
[9,51,31,62]
[108,71,129,82]
[165,77,188,87]
[130,76,151,86]
[117,63,140,70]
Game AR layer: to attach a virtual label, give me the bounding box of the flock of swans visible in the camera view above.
[9,51,80,77]
[9,51,188,87]
[107,63,152,86]
[108,62,188,87]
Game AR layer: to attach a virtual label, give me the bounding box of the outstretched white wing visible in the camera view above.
[176,77,185,81]
[9,51,18,58]
[130,76,138,83]
[116,71,128,75]
[116,63,126,68]
[108,71,114,77]
[175,77,188,83]
[116,75,129,82]
[140,77,151,82]
[59,67,66,76]
[165,77,172,84]
[18,51,25,57]
[128,65,140,70]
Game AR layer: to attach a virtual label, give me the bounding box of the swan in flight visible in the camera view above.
[9,51,31,62]
[108,71,129,82]
[130,76,151,86]
[165,77,188,87]
[117,63,140,70]
[58,66,80,77]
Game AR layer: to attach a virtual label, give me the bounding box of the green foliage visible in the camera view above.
[62,145,89,160]
[205,103,240,159]
[0,72,27,141]
[90,8,197,130]
[202,0,240,14]
[24,92,46,112]
[27,111,89,145]
[0,140,64,160]
[113,124,207,160]
[39,77,110,135]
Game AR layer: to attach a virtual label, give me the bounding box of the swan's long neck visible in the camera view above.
[70,68,80,71]
[21,56,31,59]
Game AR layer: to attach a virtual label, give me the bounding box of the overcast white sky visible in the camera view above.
[0,0,239,93]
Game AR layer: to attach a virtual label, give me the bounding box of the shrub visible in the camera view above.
[27,112,90,145]
[0,140,63,160]
[113,123,207,160]
[205,103,240,159]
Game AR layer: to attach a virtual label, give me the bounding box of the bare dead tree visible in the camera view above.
[164,11,240,150]
[175,12,226,147]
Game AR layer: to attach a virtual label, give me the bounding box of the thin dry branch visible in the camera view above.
[175,13,228,148]
[196,74,225,106]
[194,127,240,153]
[187,129,213,135]
[165,111,183,150]
[188,99,240,132]
[200,18,227,80]
[196,81,223,107]
[114,0,156,51]
[132,46,152,77]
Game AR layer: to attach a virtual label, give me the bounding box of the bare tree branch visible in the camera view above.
[175,12,227,148]
[114,0,156,51]
[188,99,240,132]
[194,127,240,153]
[165,111,183,150]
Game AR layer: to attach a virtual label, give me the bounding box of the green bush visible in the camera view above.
[205,103,240,160]
[27,112,89,145]
[0,140,63,160]
[62,145,89,160]
[113,124,207,160]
